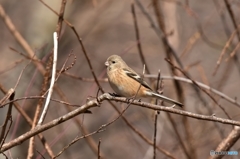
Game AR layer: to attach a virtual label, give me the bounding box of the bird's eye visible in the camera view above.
[112,61,116,64]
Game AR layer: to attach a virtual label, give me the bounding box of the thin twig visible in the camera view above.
[38,32,58,125]
[63,72,108,82]
[0,89,15,148]
[165,58,232,120]
[166,112,192,159]
[9,47,43,63]
[146,74,240,108]
[73,29,104,92]
[224,0,240,39]
[213,28,239,75]
[153,112,158,159]
[98,139,101,159]
[213,0,240,75]
[36,149,46,159]
[1,96,83,108]
[226,41,240,62]
[131,3,150,74]
[153,70,161,159]
[0,89,15,106]
[53,124,106,159]
[0,5,45,74]
[0,59,25,75]
[135,0,163,38]
[107,95,176,158]
[43,73,240,108]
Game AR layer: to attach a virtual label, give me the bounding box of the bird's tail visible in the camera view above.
[150,92,183,107]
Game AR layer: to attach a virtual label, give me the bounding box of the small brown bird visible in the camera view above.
[105,55,183,107]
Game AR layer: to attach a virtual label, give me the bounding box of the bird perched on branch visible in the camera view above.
[105,55,183,107]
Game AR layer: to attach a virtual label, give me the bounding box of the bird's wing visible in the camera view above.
[123,68,153,90]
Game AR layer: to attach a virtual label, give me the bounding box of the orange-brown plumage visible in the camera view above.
[105,55,183,107]
[107,68,147,97]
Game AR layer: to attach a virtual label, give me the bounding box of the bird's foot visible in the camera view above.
[109,92,121,97]
[125,96,140,103]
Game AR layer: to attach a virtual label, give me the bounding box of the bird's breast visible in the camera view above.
[107,69,147,97]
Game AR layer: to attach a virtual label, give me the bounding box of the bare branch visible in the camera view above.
[209,126,240,159]
[1,93,240,153]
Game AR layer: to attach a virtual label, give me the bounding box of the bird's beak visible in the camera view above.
[105,61,109,67]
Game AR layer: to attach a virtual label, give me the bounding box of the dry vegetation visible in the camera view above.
[0,0,240,159]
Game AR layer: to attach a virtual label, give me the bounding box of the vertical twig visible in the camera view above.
[152,0,165,34]
[131,3,150,74]
[38,32,58,125]
[166,113,191,159]
[151,1,192,158]
[0,89,15,148]
[213,0,240,75]
[213,28,239,75]
[27,32,58,159]
[224,0,240,39]
[0,89,15,106]
[108,99,176,159]
[98,139,101,159]
[135,0,162,38]
[153,110,158,159]
[153,70,161,159]
[74,31,104,92]
[223,0,240,74]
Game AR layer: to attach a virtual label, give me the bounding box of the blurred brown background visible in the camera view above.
[0,0,240,158]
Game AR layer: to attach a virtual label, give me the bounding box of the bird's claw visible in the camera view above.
[109,92,121,97]
[125,97,139,103]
